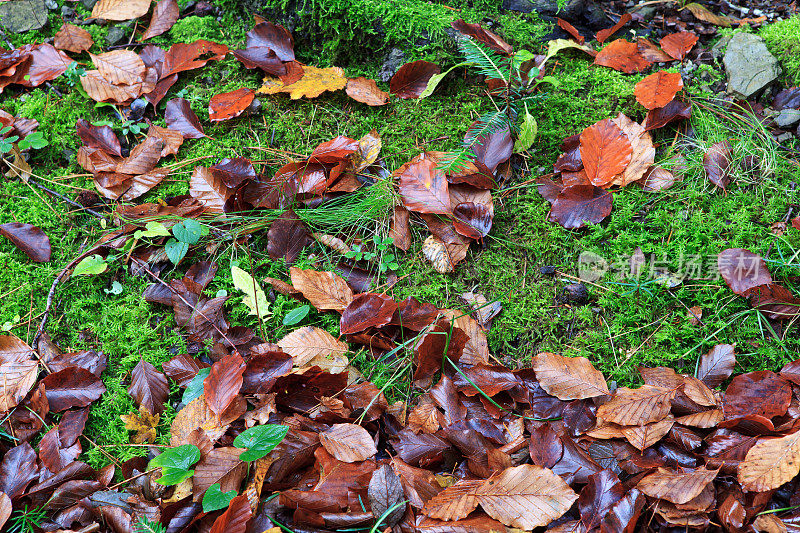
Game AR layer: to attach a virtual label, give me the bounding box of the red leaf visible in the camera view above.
[232,47,286,76]
[723,371,792,421]
[703,140,732,189]
[162,40,228,77]
[577,469,624,531]
[594,39,652,73]
[643,99,691,131]
[208,88,254,122]
[413,320,467,385]
[717,248,772,295]
[548,185,613,229]
[211,157,256,188]
[241,350,293,394]
[596,13,632,44]
[398,157,451,214]
[209,494,252,533]
[637,37,675,63]
[452,202,493,239]
[141,0,179,40]
[245,21,295,62]
[0,223,51,263]
[267,209,311,264]
[204,353,246,416]
[18,44,72,87]
[165,98,206,139]
[451,19,513,55]
[468,124,512,173]
[557,18,585,45]
[38,427,81,473]
[340,293,398,334]
[390,61,441,99]
[634,71,683,110]
[600,489,644,532]
[41,368,106,412]
[659,31,699,60]
[310,136,359,164]
[162,354,209,387]
[742,283,800,320]
[128,359,169,415]
[579,119,632,186]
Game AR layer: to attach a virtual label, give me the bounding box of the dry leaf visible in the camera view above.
[636,467,718,505]
[596,385,676,426]
[738,430,800,492]
[91,0,151,21]
[532,352,610,400]
[277,326,348,367]
[319,423,377,462]
[258,65,347,99]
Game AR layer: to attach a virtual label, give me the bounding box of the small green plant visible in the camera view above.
[182,367,211,404]
[63,61,86,87]
[345,234,400,273]
[8,505,47,533]
[165,218,210,265]
[121,118,148,136]
[0,126,18,154]
[202,483,237,512]
[147,444,201,485]
[282,304,311,325]
[135,516,166,533]
[233,424,289,461]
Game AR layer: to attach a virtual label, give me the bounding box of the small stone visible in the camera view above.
[61,6,75,18]
[81,0,98,9]
[775,109,800,128]
[379,48,406,83]
[105,25,130,47]
[723,33,780,98]
[540,265,557,275]
[561,283,589,305]
[0,0,49,32]
[44,0,57,9]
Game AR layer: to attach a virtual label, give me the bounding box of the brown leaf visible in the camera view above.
[390,60,441,99]
[0,443,38,499]
[258,65,347,99]
[310,135,359,164]
[738,429,800,492]
[319,423,377,462]
[742,283,800,320]
[398,157,451,214]
[340,293,398,334]
[267,209,310,264]
[621,417,675,450]
[704,140,732,189]
[162,40,229,77]
[76,118,122,156]
[532,352,610,400]
[128,359,169,415]
[289,267,353,312]
[193,447,246,501]
[90,50,145,85]
[232,46,285,75]
[116,135,163,175]
[171,394,245,445]
[54,23,94,53]
[476,464,579,529]
[659,31,698,60]
[634,71,683,110]
[346,77,389,106]
[390,206,412,251]
[682,2,732,27]
[277,326,348,367]
[596,13,632,44]
[165,98,206,139]
[204,353,245,417]
[577,469,624,531]
[209,494,252,533]
[637,37,676,63]
[80,69,146,103]
[368,464,406,527]
[163,354,208,387]
[209,88,255,122]
[469,124,512,173]
[18,44,73,88]
[611,114,656,187]
[596,385,677,426]
[548,185,613,229]
[91,0,151,20]
[557,18,585,44]
[0,492,10,530]
[601,489,644,532]
[245,21,295,61]
[190,165,233,213]
[723,370,791,420]
[594,39,652,73]
[0,359,38,413]
[422,480,483,521]
[141,0,179,40]
[146,124,184,157]
[580,118,632,187]
[643,99,692,131]
[38,426,81,472]
[636,467,718,505]
[717,249,772,295]
[451,19,513,55]
[0,223,51,263]
[41,368,106,412]
[413,319,467,385]
[640,165,675,191]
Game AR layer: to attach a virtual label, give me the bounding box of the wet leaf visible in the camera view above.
[451,19,513,55]
[162,40,229,76]
[41,367,106,412]
[209,88,255,122]
[578,469,624,531]
[368,464,406,527]
[703,140,732,189]
[266,210,310,265]
[0,492,10,529]
[277,326,348,367]
[245,21,295,61]
[76,118,122,156]
[596,385,677,426]
[258,65,347,99]
[557,18,585,45]
[190,165,233,213]
[289,267,353,312]
[319,423,377,462]
[600,488,644,533]
[469,124,512,173]
[717,249,772,295]
[596,13,632,44]
[128,359,169,415]
[390,60,441,99]
[422,480,483,521]
[193,446,246,501]
[346,77,390,106]
[579,119,632,187]
[610,113,655,186]
[165,98,206,139]
[742,283,800,320]
[548,185,613,229]
[634,71,683,110]
[116,135,163,175]
[723,371,791,421]
[594,39,652,73]
[340,293,398,334]
[54,23,94,53]
[398,158,451,214]
[738,430,800,492]
[202,482,237,512]
[0,443,38,498]
[636,466,718,504]
[641,165,676,191]
[659,31,698,60]
[532,352,610,400]
[452,202,493,239]
[141,0,179,40]
[203,354,245,419]
[149,444,201,485]
[390,206,412,251]
[121,405,159,443]
[682,3,732,27]
[91,0,151,20]
[0,223,51,263]
[310,135,359,164]
[90,50,145,85]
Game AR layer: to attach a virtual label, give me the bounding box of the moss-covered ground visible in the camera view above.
[2,2,800,468]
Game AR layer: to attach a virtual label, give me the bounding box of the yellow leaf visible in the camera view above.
[121,406,159,443]
[257,66,347,99]
[231,266,270,320]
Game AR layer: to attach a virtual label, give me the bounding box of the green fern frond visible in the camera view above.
[438,110,510,174]
[458,38,510,83]
[136,517,166,533]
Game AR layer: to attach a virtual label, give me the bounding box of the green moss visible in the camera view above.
[761,15,800,85]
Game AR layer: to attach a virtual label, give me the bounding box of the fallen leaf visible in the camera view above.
[682,3,732,27]
[637,37,675,63]
[91,0,151,20]
[610,113,655,186]
[204,353,246,417]
[634,71,683,110]
[596,385,676,426]
[258,65,347,99]
[209,88,255,122]
[742,283,800,320]
[390,60,441,99]
[162,40,229,76]
[121,405,159,443]
[340,293,398,334]
[289,267,353,312]
[267,210,310,265]
[0,223,51,263]
[147,124,184,157]
[641,165,676,191]
[90,50,145,85]
[346,77,390,106]
[41,368,106,412]
[717,249,772,295]
[231,266,270,320]
[636,467,718,505]
[596,13,632,44]
[54,23,94,53]
[116,135,163,175]
[422,480,483,521]
[190,165,233,213]
[659,32,699,60]
[209,494,252,533]
[451,19,513,55]
[548,185,613,229]
[594,39,652,73]
[128,359,169,415]
[245,21,295,61]
[723,371,792,420]
[577,469,625,531]
[165,97,206,139]
[398,157,451,214]
[368,464,406,528]
[557,18,585,45]
[390,206,412,251]
[704,140,732,189]
[277,326,348,367]
[580,119,632,187]
[532,352,610,400]
[141,0,179,40]
[319,423,377,462]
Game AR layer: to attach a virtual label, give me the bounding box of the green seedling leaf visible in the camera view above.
[419,61,470,99]
[202,483,237,512]
[103,280,123,295]
[182,367,211,404]
[231,266,271,320]
[233,424,289,461]
[148,444,201,485]
[140,221,171,238]
[541,39,596,71]
[165,238,189,265]
[72,254,108,277]
[18,131,48,150]
[173,219,208,244]
[513,107,537,153]
[283,304,310,326]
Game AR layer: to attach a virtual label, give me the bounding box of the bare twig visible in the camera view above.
[28,177,105,219]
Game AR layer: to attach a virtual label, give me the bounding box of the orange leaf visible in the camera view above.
[258,65,347,99]
[141,0,179,40]
[90,50,146,85]
[596,385,677,426]
[579,119,632,186]
[209,88,255,122]
[557,18,584,45]
[532,352,610,400]
[738,430,800,492]
[319,423,377,462]
[289,267,354,312]
[634,71,683,110]
[594,39,652,73]
[54,23,94,53]
[596,13,632,44]
[398,157,451,214]
[346,77,390,106]
[659,31,699,60]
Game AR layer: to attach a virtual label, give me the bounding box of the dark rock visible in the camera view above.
[194,1,215,16]
[560,283,589,305]
[105,24,130,47]
[540,265,557,275]
[61,6,76,19]
[0,0,49,32]
[379,48,406,83]
[81,0,98,9]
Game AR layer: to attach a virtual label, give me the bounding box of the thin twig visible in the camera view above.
[108,468,158,490]
[28,177,105,219]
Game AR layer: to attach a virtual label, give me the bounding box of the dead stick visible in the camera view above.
[28,177,105,219]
